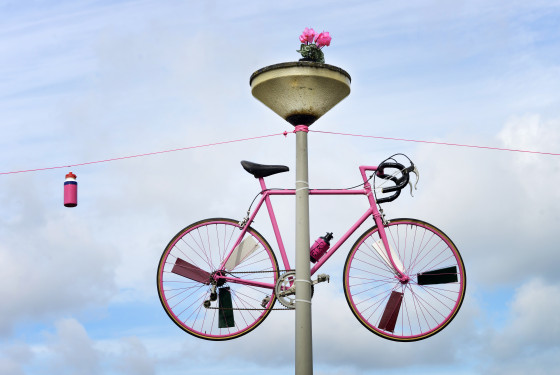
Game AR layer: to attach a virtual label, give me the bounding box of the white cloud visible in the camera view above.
[0,341,33,375]
[481,278,560,374]
[0,318,161,375]
[498,114,560,160]
[0,358,24,375]
[113,336,155,375]
[44,318,101,375]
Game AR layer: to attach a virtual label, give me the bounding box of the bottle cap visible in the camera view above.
[65,172,77,179]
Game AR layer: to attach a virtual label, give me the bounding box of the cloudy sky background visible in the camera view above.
[1,1,559,374]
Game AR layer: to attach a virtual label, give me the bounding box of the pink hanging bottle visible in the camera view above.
[64,172,78,207]
[310,232,333,263]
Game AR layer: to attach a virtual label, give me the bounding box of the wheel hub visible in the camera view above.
[212,271,227,287]
[397,274,410,284]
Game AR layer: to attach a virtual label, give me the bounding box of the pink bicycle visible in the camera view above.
[157,155,466,342]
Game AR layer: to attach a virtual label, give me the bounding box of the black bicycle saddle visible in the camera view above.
[240,160,289,178]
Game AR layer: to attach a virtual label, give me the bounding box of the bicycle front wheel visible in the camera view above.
[157,218,279,340]
[343,218,466,341]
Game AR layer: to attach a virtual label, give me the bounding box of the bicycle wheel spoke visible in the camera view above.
[173,242,206,271]
[408,284,427,332]
[348,279,395,288]
[386,225,404,270]
[409,285,443,321]
[231,296,248,327]
[232,289,263,305]
[354,254,396,274]
[180,292,207,320]
[181,235,213,271]
[361,291,389,318]
[233,255,272,271]
[403,293,412,336]
[223,226,237,265]
[408,235,439,273]
[231,290,257,321]
[417,283,457,309]
[163,285,201,292]
[350,266,395,281]
[366,285,400,324]
[407,229,433,273]
[166,283,204,302]
[356,284,396,308]
[406,224,418,273]
[198,228,215,270]
[351,279,396,296]
[412,282,461,294]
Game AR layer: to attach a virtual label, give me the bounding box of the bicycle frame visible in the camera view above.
[216,165,408,289]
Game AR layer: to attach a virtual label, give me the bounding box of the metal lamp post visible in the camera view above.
[250,61,351,375]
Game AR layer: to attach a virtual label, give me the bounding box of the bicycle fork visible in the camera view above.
[367,183,409,283]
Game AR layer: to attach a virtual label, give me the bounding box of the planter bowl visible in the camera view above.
[250,62,351,126]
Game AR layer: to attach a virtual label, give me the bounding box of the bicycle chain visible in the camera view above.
[206,306,293,311]
[205,269,296,311]
[227,269,294,275]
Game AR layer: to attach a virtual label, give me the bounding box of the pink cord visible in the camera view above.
[310,130,560,156]
[294,125,309,133]
[2,128,557,176]
[1,132,288,175]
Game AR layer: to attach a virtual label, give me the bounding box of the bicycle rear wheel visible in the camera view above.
[343,218,466,341]
[157,218,279,340]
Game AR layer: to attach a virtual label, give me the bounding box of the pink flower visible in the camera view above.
[315,31,331,48]
[299,27,316,44]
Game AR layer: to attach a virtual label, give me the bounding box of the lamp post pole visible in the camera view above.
[294,125,312,375]
[249,61,350,375]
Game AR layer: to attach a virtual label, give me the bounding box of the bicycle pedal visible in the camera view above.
[312,274,330,285]
[261,295,271,308]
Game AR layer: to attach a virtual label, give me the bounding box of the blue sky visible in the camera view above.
[1,1,560,374]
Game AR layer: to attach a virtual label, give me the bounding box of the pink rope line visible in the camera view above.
[3,127,557,176]
[309,130,560,156]
[1,132,288,175]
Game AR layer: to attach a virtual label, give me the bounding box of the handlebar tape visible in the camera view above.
[376,161,415,202]
[376,162,406,180]
[377,189,401,204]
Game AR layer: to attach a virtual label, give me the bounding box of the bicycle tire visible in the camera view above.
[343,218,466,341]
[157,218,279,340]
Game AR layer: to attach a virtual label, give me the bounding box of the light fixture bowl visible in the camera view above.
[250,62,351,126]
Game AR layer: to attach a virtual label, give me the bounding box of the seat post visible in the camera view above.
[258,177,267,191]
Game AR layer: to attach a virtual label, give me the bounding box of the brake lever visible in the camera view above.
[408,166,420,197]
